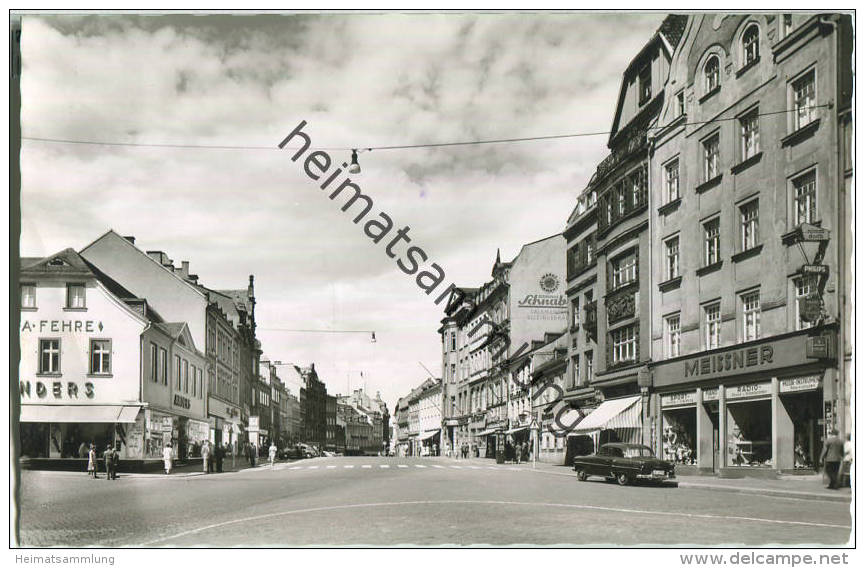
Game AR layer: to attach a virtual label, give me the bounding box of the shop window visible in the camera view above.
[66,283,86,309]
[739,199,760,251]
[791,69,816,131]
[741,290,761,342]
[664,236,680,280]
[704,303,721,350]
[703,134,719,181]
[781,389,823,470]
[664,314,681,358]
[662,407,697,465]
[739,109,760,161]
[703,217,720,266]
[39,338,61,374]
[21,283,36,308]
[664,159,680,203]
[727,399,772,467]
[792,169,817,226]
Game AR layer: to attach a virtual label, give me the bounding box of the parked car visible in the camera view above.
[572,443,675,486]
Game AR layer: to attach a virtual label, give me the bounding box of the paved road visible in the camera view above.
[15,456,852,546]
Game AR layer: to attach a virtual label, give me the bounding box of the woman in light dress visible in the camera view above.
[163,443,173,474]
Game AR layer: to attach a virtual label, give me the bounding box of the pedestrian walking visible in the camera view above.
[87,443,98,478]
[842,434,853,487]
[201,441,211,474]
[163,443,173,474]
[521,441,530,464]
[249,443,257,468]
[820,429,844,489]
[515,441,523,464]
[104,445,116,480]
[269,442,278,468]
[215,443,225,473]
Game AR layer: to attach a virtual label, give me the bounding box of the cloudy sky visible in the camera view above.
[19,11,665,409]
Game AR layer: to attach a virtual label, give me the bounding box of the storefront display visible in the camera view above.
[779,375,823,471]
[726,394,772,468]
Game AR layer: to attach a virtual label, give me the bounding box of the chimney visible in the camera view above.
[123,236,136,245]
[248,274,255,300]
[181,261,190,279]
[189,274,199,284]
[146,250,166,264]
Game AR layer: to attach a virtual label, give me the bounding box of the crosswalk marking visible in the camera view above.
[326,465,336,469]
[361,465,372,469]
[397,464,408,468]
[307,466,319,469]
[415,464,427,468]
[468,466,481,469]
[290,466,302,470]
[450,465,463,469]
[344,465,354,469]
[432,465,445,468]
[379,464,390,468]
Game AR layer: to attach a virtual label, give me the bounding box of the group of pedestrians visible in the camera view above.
[820,429,853,490]
[85,443,119,480]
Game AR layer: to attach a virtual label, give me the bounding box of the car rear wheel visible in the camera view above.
[616,472,630,486]
[576,469,588,482]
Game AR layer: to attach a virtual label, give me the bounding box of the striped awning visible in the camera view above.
[567,396,641,435]
[477,428,501,436]
[418,429,440,441]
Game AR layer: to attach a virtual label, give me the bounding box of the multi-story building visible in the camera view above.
[440,235,568,457]
[17,249,209,467]
[250,356,274,450]
[394,397,410,456]
[325,394,337,452]
[284,390,301,446]
[79,230,258,452]
[340,388,385,454]
[646,13,852,476]
[298,363,327,450]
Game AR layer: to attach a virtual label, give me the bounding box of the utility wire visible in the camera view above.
[258,328,375,333]
[20,105,829,152]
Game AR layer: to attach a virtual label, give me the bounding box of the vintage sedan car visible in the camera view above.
[572,443,676,486]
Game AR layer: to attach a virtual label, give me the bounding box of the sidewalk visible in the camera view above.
[115,457,299,478]
[440,456,852,503]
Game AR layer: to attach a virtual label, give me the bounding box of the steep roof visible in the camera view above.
[21,248,95,278]
[658,14,688,50]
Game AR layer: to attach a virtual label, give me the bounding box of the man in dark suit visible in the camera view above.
[820,429,844,489]
[104,445,117,480]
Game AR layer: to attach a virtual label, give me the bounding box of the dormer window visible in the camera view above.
[742,25,759,67]
[639,65,652,105]
[704,56,720,93]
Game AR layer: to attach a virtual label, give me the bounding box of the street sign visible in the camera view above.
[799,223,830,242]
[800,264,829,276]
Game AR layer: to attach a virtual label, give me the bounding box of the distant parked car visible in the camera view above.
[572,443,675,486]
[321,451,335,458]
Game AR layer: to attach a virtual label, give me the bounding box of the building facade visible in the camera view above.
[646,13,853,476]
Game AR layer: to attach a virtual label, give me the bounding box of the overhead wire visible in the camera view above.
[19,104,830,153]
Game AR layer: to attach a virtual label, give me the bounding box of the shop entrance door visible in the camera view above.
[709,409,720,472]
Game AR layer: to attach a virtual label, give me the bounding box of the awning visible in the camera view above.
[418,429,440,441]
[568,395,641,436]
[19,405,142,423]
[477,428,501,436]
[548,408,586,434]
[505,426,529,435]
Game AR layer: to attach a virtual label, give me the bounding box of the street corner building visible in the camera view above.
[17,248,210,469]
[561,13,852,478]
[16,230,263,470]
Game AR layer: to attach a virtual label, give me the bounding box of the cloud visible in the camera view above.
[19,12,664,409]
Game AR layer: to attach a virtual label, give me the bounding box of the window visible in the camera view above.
[66,283,86,309]
[794,275,819,330]
[175,355,182,389]
[570,354,580,388]
[793,170,817,225]
[39,339,60,374]
[740,200,759,250]
[159,348,167,385]
[631,166,648,209]
[585,236,595,264]
[740,109,760,160]
[665,314,681,358]
[610,325,637,364]
[89,340,111,375]
[150,343,158,382]
[183,360,189,393]
[664,159,679,203]
[664,236,680,280]
[571,297,581,327]
[792,70,816,130]
[639,65,652,105]
[741,291,761,342]
[610,253,637,289]
[704,56,720,93]
[782,14,793,37]
[676,91,685,117]
[703,135,719,181]
[21,284,36,308]
[450,332,456,351]
[191,365,197,397]
[704,303,721,350]
[704,218,720,265]
[585,351,593,382]
[197,368,203,398]
[742,25,759,66]
[616,183,626,215]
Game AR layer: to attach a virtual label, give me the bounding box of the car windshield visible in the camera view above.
[622,446,655,458]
